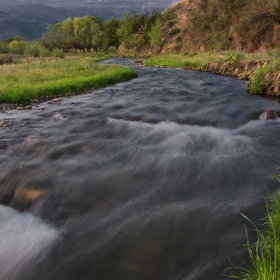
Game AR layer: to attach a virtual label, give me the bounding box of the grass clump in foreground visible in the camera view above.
[0,56,137,103]
[228,191,280,280]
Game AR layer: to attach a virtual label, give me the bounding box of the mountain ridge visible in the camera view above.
[0,1,176,40]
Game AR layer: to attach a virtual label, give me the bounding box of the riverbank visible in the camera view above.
[142,52,280,97]
[0,55,137,108]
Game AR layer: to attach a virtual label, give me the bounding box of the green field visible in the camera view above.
[0,56,137,103]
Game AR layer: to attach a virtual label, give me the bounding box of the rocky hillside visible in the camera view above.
[160,0,191,53]
[159,0,280,53]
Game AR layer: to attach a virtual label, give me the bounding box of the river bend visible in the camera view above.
[0,59,280,280]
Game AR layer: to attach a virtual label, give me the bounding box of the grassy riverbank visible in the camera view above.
[144,52,270,68]
[143,52,280,96]
[0,55,137,103]
[229,191,280,280]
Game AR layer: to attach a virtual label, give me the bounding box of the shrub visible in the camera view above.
[52,48,65,58]
[167,20,177,27]
[109,46,117,54]
[247,67,265,94]
[176,36,182,42]
[148,18,163,48]
[183,60,201,68]
[0,54,14,65]
[39,47,52,57]
[226,52,244,63]
[248,58,280,94]
[268,48,280,59]
[0,40,9,54]
[162,9,175,21]
[9,40,26,55]
[24,42,41,57]
[168,27,181,35]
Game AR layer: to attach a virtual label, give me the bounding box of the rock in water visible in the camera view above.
[53,98,62,102]
[263,110,278,120]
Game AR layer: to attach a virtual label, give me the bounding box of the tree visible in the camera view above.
[102,19,120,49]
[117,13,137,50]
[73,15,102,50]
[148,18,163,49]
[61,17,75,49]
[41,23,64,50]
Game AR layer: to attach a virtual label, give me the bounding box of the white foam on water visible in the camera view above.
[106,118,255,156]
[106,118,258,187]
[0,205,59,280]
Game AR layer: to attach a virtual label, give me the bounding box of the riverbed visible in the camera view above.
[0,58,280,280]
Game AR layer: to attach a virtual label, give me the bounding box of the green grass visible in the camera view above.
[247,57,280,94]
[144,52,271,69]
[145,52,278,95]
[228,191,280,280]
[0,56,137,103]
[246,67,266,94]
[144,54,188,68]
[144,52,227,68]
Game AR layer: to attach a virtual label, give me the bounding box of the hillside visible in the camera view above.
[159,0,280,53]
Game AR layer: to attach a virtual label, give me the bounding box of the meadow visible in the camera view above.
[0,55,137,103]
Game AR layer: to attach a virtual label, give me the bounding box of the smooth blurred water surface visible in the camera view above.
[1,59,280,279]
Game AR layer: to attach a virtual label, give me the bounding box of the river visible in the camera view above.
[0,58,280,280]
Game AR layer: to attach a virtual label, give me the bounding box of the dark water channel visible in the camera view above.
[1,59,280,280]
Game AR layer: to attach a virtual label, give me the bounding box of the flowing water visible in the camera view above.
[1,59,280,279]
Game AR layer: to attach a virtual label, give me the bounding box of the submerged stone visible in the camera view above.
[263,110,278,120]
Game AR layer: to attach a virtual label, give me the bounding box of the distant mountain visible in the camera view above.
[0,0,176,11]
[0,0,177,40]
[0,4,77,40]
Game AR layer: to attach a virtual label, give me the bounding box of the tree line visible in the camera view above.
[40,10,163,53]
